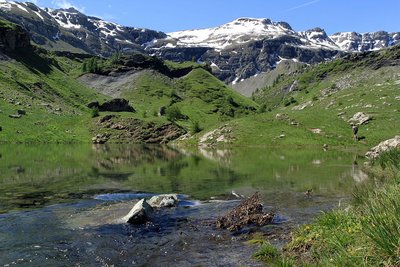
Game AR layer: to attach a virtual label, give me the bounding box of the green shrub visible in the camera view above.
[284,97,297,107]
[191,120,202,134]
[165,105,185,121]
[82,57,101,74]
[258,103,267,113]
[90,107,99,118]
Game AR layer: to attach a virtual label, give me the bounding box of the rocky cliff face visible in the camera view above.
[0,1,165,56]
[0,20,30,51]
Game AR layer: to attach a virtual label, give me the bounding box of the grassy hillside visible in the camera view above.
[0,23,258,144]
[79,53,258,136]
[122,68,257,129]
[0,47,107,143]
[1,17,398,147]
[187,47,400,148]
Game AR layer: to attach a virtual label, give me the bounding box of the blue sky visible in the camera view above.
[24,0,400,34]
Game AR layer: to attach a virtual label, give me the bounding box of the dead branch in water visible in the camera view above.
[216,192,274,232]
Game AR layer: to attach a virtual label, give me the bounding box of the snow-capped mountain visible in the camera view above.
[166,18,295,50]
[147,18,400,82]
[0,1,399,82]
[154,18,344,51]
[330,31,400,51]
[149,18,400,53]
[0,0,165,55]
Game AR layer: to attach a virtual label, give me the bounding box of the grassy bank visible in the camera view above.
[252,149,400,266]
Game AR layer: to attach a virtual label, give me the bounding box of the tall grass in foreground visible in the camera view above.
[270,149,400,266]
[361,184,400,265]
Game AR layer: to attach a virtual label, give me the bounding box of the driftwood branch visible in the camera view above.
[216,192,274,231]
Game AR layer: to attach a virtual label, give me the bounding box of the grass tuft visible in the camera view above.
[253,241,278,261]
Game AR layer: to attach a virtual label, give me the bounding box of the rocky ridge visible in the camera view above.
[0,1,165,56]
[148,18,400,82]
[1,2,399,82]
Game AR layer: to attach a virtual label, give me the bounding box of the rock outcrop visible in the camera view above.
[95,116,186,144]
[88,98,135,112]
[348,112,371,125]
[0,21,31,51]
[91,133,110,144]
[99,98,135,112]
[365,136,400,159]
[148,18,400,82]
[0,2,165,56]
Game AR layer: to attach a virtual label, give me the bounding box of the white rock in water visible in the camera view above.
[366,136,400,159]
[121,199,153,224]
[148,194,178,208]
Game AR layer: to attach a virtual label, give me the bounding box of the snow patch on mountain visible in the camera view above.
[33,10,44,20]
[166,18,296,50]
[329,31,400,51]
[0,0,13,10]
[13,1,28,12]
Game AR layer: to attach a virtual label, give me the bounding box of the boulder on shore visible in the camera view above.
[121,199,153,225]
[148,194,178,208]
[365,136,400,159]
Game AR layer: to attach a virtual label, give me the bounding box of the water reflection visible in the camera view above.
[0,144,369,266]
[0,144,363,214]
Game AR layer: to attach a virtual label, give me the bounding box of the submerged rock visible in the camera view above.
[122,199,154,225]
[365,136,400,159]
[216,192,274,232]
[148,194,178,208]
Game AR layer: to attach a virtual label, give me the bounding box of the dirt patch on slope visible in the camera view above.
[79,69,152,98]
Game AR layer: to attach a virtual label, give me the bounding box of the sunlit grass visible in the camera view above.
[278,149,400,266]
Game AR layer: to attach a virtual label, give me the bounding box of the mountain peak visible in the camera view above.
[166,17,295,50]
[232,17,272,25]
[229,17,294,30]
[56,7,82,14]
[306,27,326,33]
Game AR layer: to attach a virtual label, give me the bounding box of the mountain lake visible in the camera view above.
[0,144,366,266]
